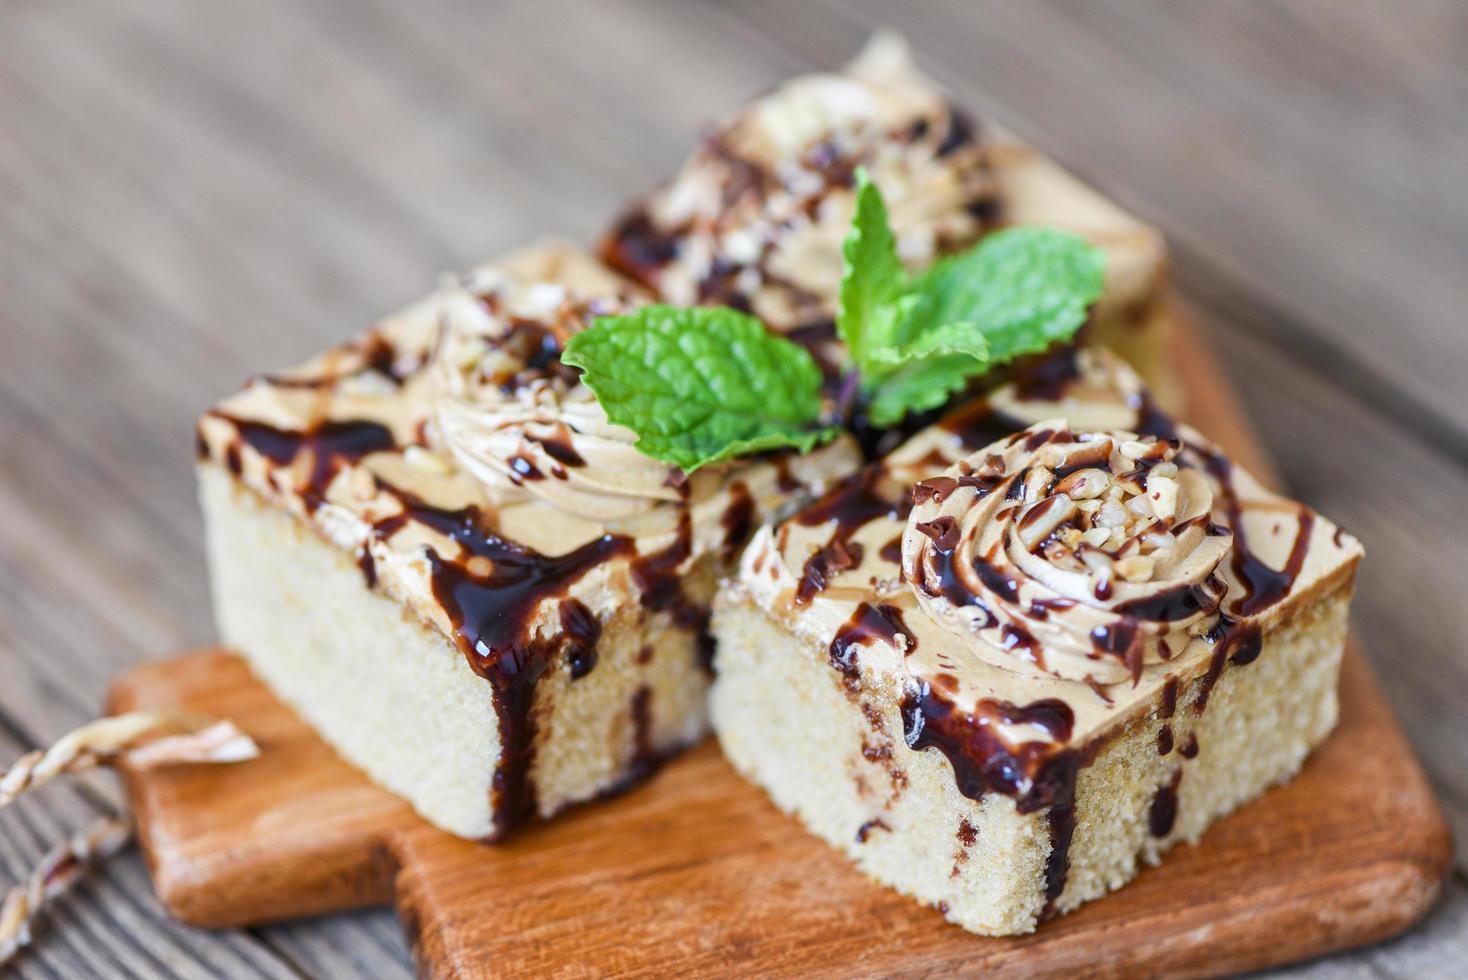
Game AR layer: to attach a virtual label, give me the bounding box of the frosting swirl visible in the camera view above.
[429,262,688,523]
[901,423,1232,683]
[601,33,997,336]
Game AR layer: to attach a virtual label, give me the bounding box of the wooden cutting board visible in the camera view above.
[107,314,1453,978]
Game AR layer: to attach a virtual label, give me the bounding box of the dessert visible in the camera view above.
[196,34,1177,848]
[602,33,1170,385]
[197,244,861,839]
[710,352,1362,934]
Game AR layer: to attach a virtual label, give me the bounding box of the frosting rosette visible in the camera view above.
[429,262,686,523]
[901,422,1233,683]
[602,33,997,335]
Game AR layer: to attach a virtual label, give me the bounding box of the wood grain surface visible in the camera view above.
[102,313,1453,978]
[106,646,1446,980]
[2,1,1466,976]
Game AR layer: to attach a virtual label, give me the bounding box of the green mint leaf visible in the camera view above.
[561,305,835,472]
[905,226,1106,363]
[864,319,990,368]
[862,320,991,427]
[836,168,908,372]
[865,353,985,428]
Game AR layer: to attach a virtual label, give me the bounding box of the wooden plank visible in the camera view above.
[105,641,1450,979]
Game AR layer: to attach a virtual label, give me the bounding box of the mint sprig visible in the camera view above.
[836,168,1105,426]
[561,172,1106,471]
[561,305,837,472]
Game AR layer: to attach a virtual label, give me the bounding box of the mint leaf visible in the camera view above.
[833,182,1105,424]
[862,320,992,426]
[864,319,989,368]
[836,168,908,371]
[905,226,1105,362]
[561,305,835,472]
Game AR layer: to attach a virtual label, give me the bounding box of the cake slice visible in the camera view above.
[710,353,1362,934]
[196,243,861,839]
[601,33,1169,384]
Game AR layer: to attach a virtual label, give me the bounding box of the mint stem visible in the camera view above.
[833,367,863,426]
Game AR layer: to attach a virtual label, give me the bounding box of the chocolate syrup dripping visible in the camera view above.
[599,207,681,284]
[720,481,756,560]
[1132,390,1178,441]
[902,687,1076,807]
[1010,346,1083,403]
[998,623,1043,668]
[1180,733,1200,759]
[770,454,801,493]
[377,490,633,837]
[629,686,654,770]
[508,455,544,482]
[421,516,631,837]
[917,532,997,625]
[628,510,717,676]
[539,427,586,468]
[222,415,397,513]
[797,538,865,606]
[1114,582,1217,622]
[793,468,903,604]
[1202,452,1316,617]
[1194,618,1263,714]
[973,559,1020,603]
[902,681,1085,918]
[630,511,691,611]
[936,105,979,157]
[1160,676,1179,719]
[830,603,912,681]
[560,599,601,680]
[879,534,904,564]
[361,333,402,383]
[1090,621,1145,683]
[855,818,890,844]
[356,547,377,589]
[1148,770,1183,837]
[1040,786,1079,921]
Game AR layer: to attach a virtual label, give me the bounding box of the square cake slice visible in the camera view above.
[197,243,861,839]
[601,32,1169,385]
[710,351,1362,934]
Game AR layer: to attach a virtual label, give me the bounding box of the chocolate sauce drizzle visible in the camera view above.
[1148,769,1183,838]
[220,414,397,513]
[328,470,737,836]
[900,683,1082,913]
[830,603,912,683]
[1201,452,1315,617]
[900,681,1084,919]
[600,97,997,349]
[720,481,756,560]
[416,507,631,835]
[793,468,904,605]
[884,391,1326,914]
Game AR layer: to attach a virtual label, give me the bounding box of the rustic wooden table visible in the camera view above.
[1,1,1464,976]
